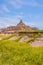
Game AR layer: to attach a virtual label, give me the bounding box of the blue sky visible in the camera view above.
[0,0,43,29]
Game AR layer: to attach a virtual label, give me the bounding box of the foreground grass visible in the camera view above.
[0,40,43,65]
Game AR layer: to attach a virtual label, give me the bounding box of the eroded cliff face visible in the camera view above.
[0,20,38,34]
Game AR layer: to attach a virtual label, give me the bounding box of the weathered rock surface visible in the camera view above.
[0,20,38,34]
[31,35,43,47]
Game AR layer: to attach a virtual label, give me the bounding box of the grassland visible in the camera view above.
[0,33,43,65]
[0,40,43,65]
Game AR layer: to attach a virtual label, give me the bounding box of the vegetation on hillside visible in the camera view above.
[26,33,41,43]
[0,40,43,65]
[0,32,43,65]
[20,30,43,33]
[2,34,16,40]
[14,35,23,42]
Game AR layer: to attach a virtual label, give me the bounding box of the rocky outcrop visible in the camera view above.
[0,20,38,34]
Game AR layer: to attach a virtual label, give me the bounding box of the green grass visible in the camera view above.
[20,30,43,33]
[14,35,23,42]
[2,34,16,40]
[0,40,43,65]
[26,33,41,43]
[0,33,43,65]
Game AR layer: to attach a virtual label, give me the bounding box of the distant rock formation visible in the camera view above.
[0,20,38,34]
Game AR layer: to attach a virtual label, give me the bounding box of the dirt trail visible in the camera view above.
[31,34,43,47]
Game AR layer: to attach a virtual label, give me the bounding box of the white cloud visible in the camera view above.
[9,0,23,8]
[2,4,10,13]
[0,15,23,28]
[23,0,43,7]
[24,20,43,29]
[8,0,43,9]
[0,0,42,11]
[0,14,43,29]
[0,0,43,12]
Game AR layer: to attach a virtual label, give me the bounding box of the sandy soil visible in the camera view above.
[31,35,43,47]
[0,34,11,40]
[19,35,30,42]
[9,36,18,40]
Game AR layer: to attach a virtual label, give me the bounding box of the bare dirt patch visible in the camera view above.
[31,34,43,47]
[19,35,30,42]
[9,36,18,40]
